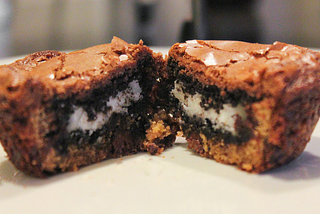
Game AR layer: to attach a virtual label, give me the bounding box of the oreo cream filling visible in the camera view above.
[171,80,246,135]
[67,80,142,134]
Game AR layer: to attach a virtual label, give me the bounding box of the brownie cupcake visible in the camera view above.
[167,40,320,172]
[0,37,178,177]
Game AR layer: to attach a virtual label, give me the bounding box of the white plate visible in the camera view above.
[1,47,320,214]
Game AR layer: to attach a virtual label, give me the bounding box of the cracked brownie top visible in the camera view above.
[169,40,320,98]
[0,37,161,100]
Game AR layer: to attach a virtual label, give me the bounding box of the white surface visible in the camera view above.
[1,48,320,214]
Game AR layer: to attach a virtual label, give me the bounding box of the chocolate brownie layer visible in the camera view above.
[0,37,178,177]
[167,40,320,172]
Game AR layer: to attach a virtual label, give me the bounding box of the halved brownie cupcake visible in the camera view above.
[167,40,320,172]
[0,37,178,177]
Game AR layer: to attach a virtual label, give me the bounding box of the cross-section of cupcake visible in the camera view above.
[0,37,178,177]
[167,40,320,172]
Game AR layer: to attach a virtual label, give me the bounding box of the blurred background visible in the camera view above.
[0,0,320,58]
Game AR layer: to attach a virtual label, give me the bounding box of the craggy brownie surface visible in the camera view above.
[169,40,320,97]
